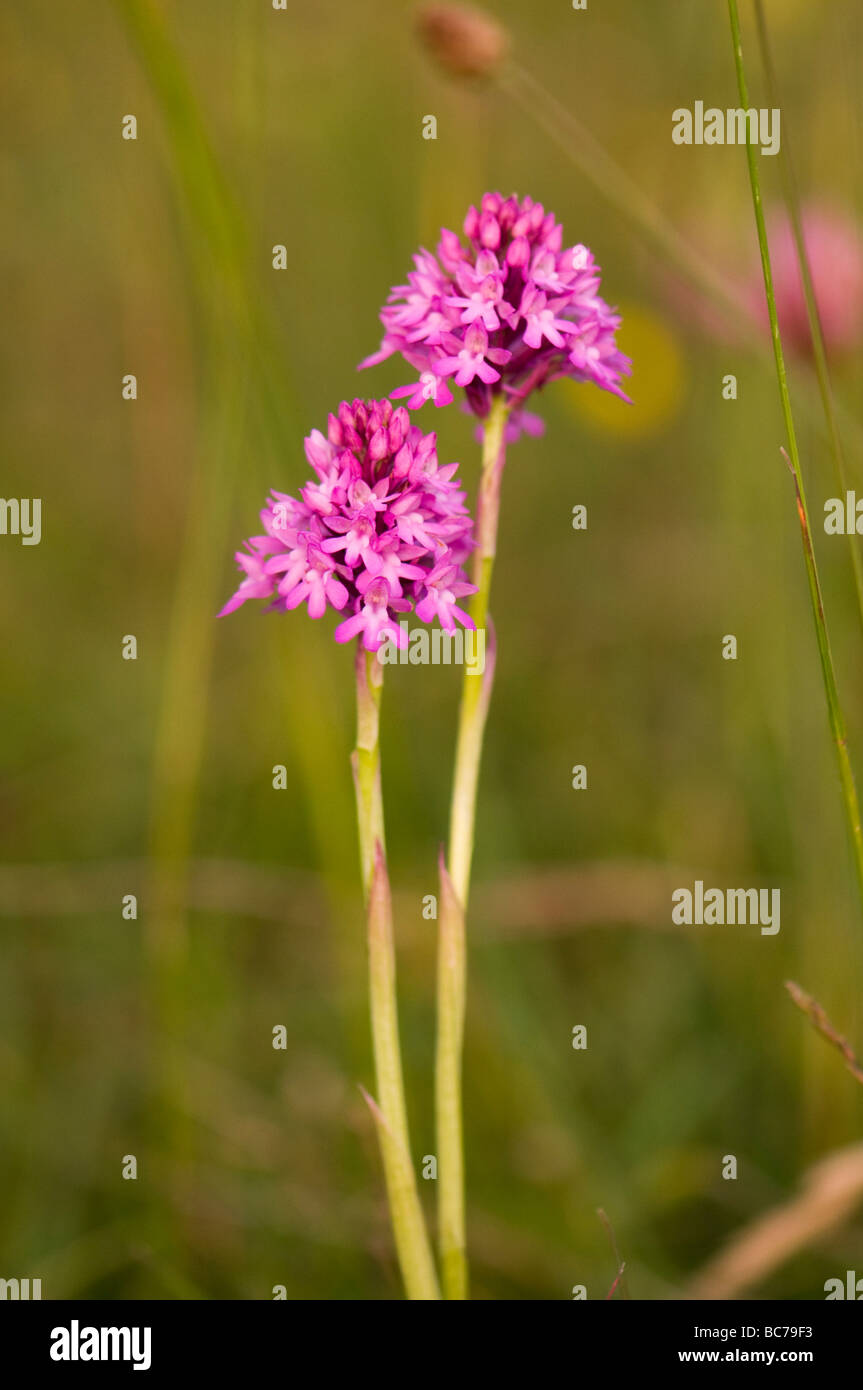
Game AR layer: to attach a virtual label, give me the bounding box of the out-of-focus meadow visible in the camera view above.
[2,0,863,1299]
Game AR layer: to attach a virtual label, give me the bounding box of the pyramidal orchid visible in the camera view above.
[362,193,631,1300]
[220,397,482,1301]
[361,190,632,437]
[220,396,476,651]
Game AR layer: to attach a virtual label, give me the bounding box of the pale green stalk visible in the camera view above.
[352,647,440,1301]
[435,856,467,1300]
[727,0,863,914]
[437,393,510,1300]
[447,395,511,903]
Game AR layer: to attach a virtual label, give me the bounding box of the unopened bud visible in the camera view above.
[416,4,509,80]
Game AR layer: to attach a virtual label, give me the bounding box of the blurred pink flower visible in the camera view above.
[751,205,863,356]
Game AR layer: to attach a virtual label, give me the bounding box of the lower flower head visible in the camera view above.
[220,399,477,650]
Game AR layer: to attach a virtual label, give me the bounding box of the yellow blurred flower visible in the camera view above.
[561,303,684,440]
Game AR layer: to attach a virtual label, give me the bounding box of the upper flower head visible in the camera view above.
[361,192,632,430]
[220,398,476,650]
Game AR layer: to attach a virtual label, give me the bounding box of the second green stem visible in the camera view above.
[437,394,510,1300]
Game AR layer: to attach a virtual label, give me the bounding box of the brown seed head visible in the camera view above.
[416,4,509,80]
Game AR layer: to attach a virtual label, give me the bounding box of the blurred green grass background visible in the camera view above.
[1,0,863,1299]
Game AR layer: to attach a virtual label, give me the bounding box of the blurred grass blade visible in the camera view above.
[727,0,863,921]
[500,60,749,326]
[753,0,863,634]
[487,32,863,459]
[113,0,311,1264]
[687,1141,863,1299]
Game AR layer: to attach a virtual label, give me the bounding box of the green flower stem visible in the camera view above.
[435,855,467,1300]
[727,0,863,915]
[447,394,511,905]
[437,393,510,1301]
[352,646,441,1301]
[353,645,387,898]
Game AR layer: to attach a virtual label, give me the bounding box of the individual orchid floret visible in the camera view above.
[391,371,454,410]
[360,191,632,432]
[414,560,477,631]
[434,323,511,387]
[220,398,477,651]
[217,536,280,617]
[335,576,411,651]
